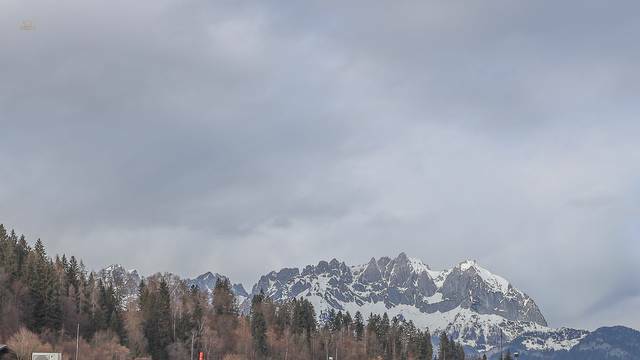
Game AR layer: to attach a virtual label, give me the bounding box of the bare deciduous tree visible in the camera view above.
[7,327,53,360]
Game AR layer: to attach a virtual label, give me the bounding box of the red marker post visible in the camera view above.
[199,352,204,360]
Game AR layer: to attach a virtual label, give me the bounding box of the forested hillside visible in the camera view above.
[0,225,470,359]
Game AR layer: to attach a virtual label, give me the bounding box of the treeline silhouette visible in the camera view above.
[0,224,472,359]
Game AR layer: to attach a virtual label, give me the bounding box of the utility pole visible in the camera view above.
[75,323,80,360]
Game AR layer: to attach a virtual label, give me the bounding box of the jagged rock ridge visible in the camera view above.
[189,271,249,304]
[96,264,143,300]
[96,265,248,303]
[96,256,640,357]
[247,252,547,352]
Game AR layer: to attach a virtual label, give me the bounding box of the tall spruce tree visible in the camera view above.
[156,278,173,360]
[44,264,63,331]
[26,239,50,331]
[417,329,433,360]
[140,278,173,360]
[251,292,268,358]
[0,226,17,278]
[439,332,449,360]
[292,298,316,345]
[16,235,29,278]
[354,311,365,341]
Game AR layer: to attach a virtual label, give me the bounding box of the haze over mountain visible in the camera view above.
[2,0,640,335]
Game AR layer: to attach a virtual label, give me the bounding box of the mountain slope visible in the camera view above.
[188,271,249,304]
[96,259,640,357]
[496,326,640,359]
[560,326,640,360]
[247,252,547,351]
[495,327,590,359]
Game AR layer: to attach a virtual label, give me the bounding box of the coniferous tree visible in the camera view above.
[138,279,152,354]
[354,311,365,341]
[139,278,173,360]
[82,272,98,338]
[212,278,238,316]
[273,300,291,337]
[44,266,63,331]
[156,278,173,359]
[342,311,352,333]
[97,280,112,330]
[66,256,80,296]
[333,310,343,332]
[439,332,450,360]
[292,298,316,344]
[0,226,18,278]
[417,329,433,360]
[16,235,30,278]
[251,292,268,358]
[380,312,390,355]
[26,239,50,332]
[210,277,238,355]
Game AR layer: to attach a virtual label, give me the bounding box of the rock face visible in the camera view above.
[97,265,249,305]
[96,264,143,300]
[496,326,640,359]
[188,271,249,304]
[497,327,590,359]
[247,253,548,352]
[560,326,640,360]
[438,260,547,325]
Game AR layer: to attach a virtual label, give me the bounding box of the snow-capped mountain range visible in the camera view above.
[96,253,639,357]
[248,252,547,352]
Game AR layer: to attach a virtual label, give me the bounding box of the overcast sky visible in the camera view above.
[2,0,639,331]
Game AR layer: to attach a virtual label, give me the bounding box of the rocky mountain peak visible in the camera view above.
[359,257,382,283]
[396,251,409,262]
[96,265,249,305]
[387,252,413,287]
[447,259,512,294]
[246,253,549,352]
[458,259,479,270]
[97,264,143,299]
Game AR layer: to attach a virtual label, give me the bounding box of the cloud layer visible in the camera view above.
[1,0,639,330]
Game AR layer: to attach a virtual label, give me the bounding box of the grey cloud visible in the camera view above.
[1,0,640,331]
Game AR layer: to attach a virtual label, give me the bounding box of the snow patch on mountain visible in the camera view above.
[458,260,510,294]
[514,327,590,352]
[246,253,549,352]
